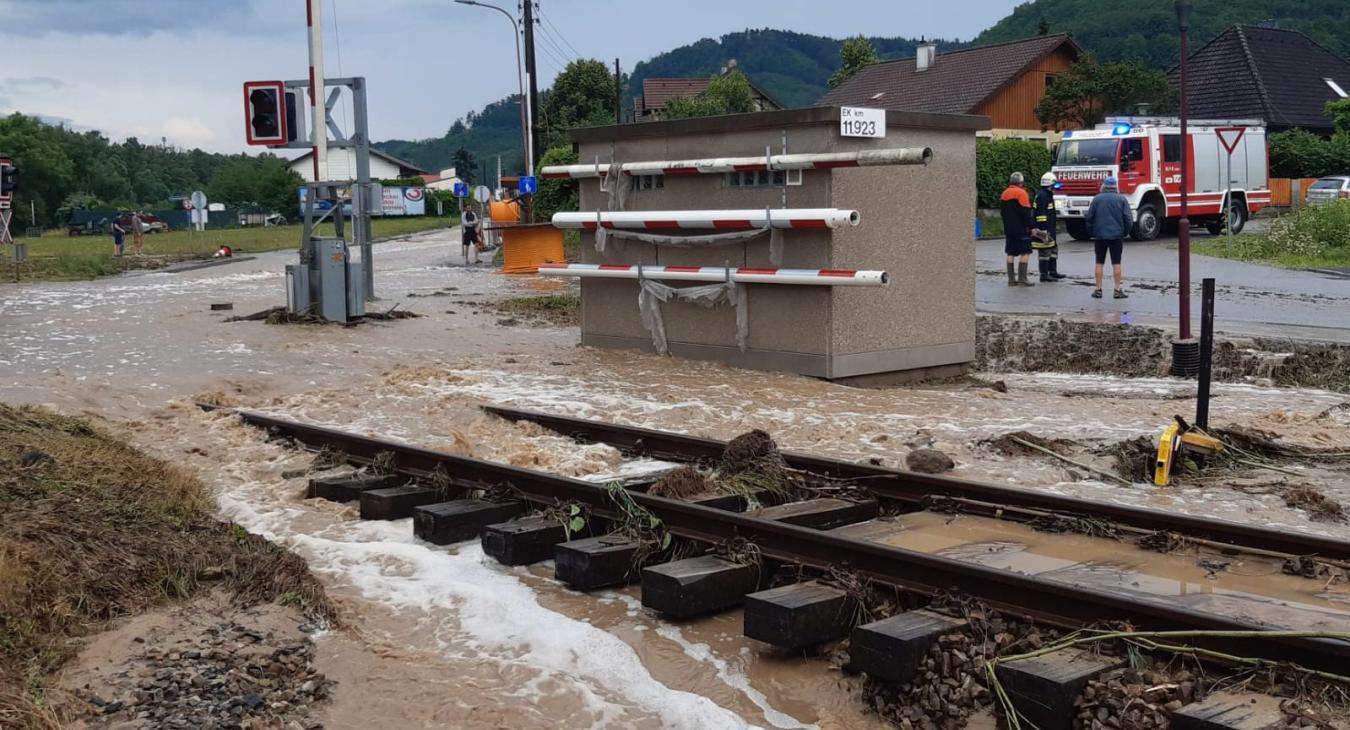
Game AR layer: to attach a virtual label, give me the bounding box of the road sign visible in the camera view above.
[473,185,491,203]
[517,175,537,195]
[1215,127,1245,155]
[452,181,469,198]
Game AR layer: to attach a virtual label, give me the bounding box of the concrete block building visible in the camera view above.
[565,106,987,384]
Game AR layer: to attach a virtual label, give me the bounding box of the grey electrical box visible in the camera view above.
[314,238,350,323]
[286,264,310,314]
[345,262,366,318]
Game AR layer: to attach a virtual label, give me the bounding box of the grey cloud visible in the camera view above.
[0,0,275,36]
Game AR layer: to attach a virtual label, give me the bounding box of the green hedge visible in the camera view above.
[534,146,579,223]
[1269,130,1350,180]
[975,139,1054,209]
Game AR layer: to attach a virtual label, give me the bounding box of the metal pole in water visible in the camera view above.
[1196,277,1215,429]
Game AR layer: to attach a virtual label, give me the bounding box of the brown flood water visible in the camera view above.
[5,230,1349,728]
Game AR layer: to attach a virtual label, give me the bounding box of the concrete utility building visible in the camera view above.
[563,106,988,383]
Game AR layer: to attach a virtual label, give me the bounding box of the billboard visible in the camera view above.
[379,186,426,216]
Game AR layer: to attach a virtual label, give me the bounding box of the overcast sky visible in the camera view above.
[0,0,1021,154]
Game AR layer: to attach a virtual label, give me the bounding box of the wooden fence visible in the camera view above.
[1269,178,1321,208]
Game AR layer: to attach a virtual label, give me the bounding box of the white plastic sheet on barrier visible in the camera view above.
[638,277,747,355]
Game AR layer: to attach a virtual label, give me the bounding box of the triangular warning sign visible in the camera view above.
[1215,127,1246,155]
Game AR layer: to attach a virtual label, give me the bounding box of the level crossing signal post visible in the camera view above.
[244,76,375,320]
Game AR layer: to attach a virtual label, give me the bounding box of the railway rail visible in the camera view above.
[209,404,1350,681]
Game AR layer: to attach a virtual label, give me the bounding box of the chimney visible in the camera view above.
[916,42,937,72]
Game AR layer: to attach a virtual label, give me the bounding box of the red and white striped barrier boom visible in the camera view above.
[538,263,888,287]
[552,208,860,230]
[540,147,932,179]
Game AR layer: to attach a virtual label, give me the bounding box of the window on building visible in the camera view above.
[1162,135,1182,163]
[634,174,664,191]
[1045,74,1058,91]
[724,170,800,188]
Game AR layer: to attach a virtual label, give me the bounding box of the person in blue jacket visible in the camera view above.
[1085,176,1134,299]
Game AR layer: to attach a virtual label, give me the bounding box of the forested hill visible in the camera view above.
[974,0,1350,68]
[375,29,955,174]
[627,29,957,109]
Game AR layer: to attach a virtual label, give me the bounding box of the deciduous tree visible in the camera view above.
[1035,58,1175,130]
[827,36,879,89]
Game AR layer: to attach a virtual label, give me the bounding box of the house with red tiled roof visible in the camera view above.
[819,34,1083,144]
[634,63,783,120]
[1168,25,1350,137]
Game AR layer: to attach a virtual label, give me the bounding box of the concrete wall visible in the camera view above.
[570,107,987,380]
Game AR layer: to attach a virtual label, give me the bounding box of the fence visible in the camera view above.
[1269,178,1321,208]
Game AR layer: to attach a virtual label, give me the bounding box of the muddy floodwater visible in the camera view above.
[4,229,1349,728]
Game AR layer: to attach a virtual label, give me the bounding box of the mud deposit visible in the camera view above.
[6,231,1350,729]
[977,315,1350,392]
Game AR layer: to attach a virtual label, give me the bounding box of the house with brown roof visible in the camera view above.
[1168,25,1350,137]
[634,64,783,120]
[818,34,1083,144]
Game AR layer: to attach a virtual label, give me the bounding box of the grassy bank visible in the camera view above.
[485,293,580,326]
[11,216,454,282]
[1195,201,1350,269]
[0,405,335,728]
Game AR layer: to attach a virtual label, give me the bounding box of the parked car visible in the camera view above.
[112,212,169,234]
[67,216,111,237]
[1306,176,1350,205]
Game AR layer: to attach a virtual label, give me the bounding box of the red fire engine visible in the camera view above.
[1052,118,1271,242]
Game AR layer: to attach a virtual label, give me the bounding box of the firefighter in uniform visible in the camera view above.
[1033,172,1066,282]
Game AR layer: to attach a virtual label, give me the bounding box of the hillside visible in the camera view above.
[376,29,954,174]
[975,0,1350,68]
[627,29,956,109]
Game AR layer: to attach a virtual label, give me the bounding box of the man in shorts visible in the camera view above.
[111,218,126,257]
[1085,176,1133,299]
[130,211,146,256]
[999,172,1035,286]
[461,207,480,265]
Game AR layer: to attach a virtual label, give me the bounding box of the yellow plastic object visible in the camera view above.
[1180,431,1224,456]
[500,224,566,274]
[1153,421,1182,486]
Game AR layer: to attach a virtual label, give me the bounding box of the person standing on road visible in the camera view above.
[111,219,126,257]
[1032,172,1066,282]
[1085,176,1133,299]
[1000,172,1035,287]
[461,207,480,265]
[130,211,146,256]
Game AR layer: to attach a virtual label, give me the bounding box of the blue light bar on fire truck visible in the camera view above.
[1112,123,1134,135]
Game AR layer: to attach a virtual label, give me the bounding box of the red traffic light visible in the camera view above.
[243,80,288,146]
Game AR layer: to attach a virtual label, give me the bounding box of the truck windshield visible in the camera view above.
[1056,139,1119,166]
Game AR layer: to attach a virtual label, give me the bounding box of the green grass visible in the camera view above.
[1195,201,1350,270]
[485,293,580,326]
[12,217,454,282]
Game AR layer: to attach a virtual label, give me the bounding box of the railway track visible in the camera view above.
[208,403,1350,725]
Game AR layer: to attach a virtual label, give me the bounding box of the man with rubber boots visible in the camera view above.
[1032,172,1066,282]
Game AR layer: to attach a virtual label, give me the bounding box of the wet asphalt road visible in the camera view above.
[976,229,1350,342]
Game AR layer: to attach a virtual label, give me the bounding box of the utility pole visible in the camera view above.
[1175,0,1192,341]
[614,58,622,125]
[522,0,540,167]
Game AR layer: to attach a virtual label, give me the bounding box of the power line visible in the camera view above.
[539,10,581,59]
[535,20,574,68]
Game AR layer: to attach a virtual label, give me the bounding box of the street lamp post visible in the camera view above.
[1176,0,1192,341]
[453,0,533,177]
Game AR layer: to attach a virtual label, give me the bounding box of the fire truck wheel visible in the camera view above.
[1066,220,1091,241]
[1131,204,1160,242]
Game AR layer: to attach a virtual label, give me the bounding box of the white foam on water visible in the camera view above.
[215,485,754,730]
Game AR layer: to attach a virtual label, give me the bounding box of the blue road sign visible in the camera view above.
[452,181,469,198]
[316,199,334,211]
[517,175,537,195]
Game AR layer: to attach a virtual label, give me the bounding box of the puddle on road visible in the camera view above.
[7,229,1350,728]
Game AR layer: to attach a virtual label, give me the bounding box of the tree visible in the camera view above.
[1035,58,1175,130]
[1037,17,1051,36]
[828,36,879,89]
[663,70,756,119]
[534,146,579,223]
[542,59,617,148]
[1328,97,1350,136]
[56,192,106,223]
[451,147,475,184]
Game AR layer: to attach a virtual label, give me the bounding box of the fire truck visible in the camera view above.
[1052,118,1271,242]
